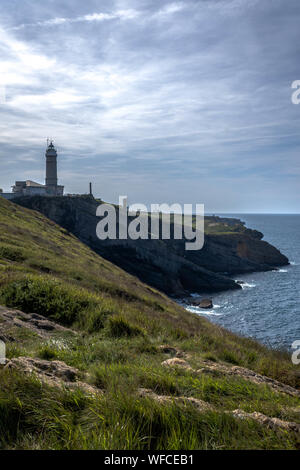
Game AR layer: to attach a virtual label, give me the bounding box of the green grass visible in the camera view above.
[107,315,145,338]
[0,367,299,450]
[0,196,299,450]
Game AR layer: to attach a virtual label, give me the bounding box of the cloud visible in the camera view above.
[0,0,299,212]
[156,2,186,16]
[10,9,140,31]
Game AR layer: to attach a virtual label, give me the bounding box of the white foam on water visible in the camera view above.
[290,261,297,266]
[185,306,222,316]
[237,282,256,289]
[198,310,222,317]
[272,269,288,273]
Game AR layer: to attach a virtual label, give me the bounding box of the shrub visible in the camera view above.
[0,277,98,327]
[0,245,25,262]
[107,315,145,338]
[221,350,240,366]
[170,327,190,340]
[38,345,59,360]
[82,310,107,333]
[202,353,218,362]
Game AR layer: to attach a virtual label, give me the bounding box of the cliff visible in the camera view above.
[0,196,299,450]
[14,196,289,296]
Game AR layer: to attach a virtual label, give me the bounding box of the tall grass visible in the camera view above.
[0,197,300,450]
[0,369,298,450]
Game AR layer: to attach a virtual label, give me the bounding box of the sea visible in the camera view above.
[183,214,300,350]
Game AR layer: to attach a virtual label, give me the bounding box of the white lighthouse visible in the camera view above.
[45,140,64,196]
[45,140,58,188]
[0,139,64,199]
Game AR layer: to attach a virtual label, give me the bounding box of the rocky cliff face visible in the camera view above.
[15,196,289,296]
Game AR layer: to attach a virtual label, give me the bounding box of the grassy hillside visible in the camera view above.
[0,197,299,450]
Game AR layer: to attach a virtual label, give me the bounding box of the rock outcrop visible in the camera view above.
[138,388,214,412]
[137,389,300,432]
[161,356,300,398]
[5,357,99,395]
[230,409,300,433]
[14,196,289,296]
[197,360,300,398]
[0,305,76,339]
[161,357,192,370]
[191,298,213,309]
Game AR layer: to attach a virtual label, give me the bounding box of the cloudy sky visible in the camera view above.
[0,0,299,212]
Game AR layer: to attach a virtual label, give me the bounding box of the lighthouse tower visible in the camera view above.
[45,140,64,196]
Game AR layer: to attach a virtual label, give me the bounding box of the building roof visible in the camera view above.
[25,180,46,188]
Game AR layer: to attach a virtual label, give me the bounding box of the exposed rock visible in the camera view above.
[231,409,300,433]
[191,298,213,309]
[14,196,289,295]
[138,388,171,404]
[0,306,76,338]
[138,388,300,432]
[197,360,300,398]
[288,406,300,415]
[182,396,213,412]
[161,356,300,398]
[138,388,213,412]
[236,280,245,285]
[5,357,100,395]
[158,345,186,358]
[161,358,192,370]
[159,345,178,355]
[6,357,78,381]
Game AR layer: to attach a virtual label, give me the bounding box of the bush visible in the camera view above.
[221,350,240,366]
[38,345,59,360]
[0,277,98,327]
[107,315,145,338]
[0,245,25,262]
[81,309,107,333]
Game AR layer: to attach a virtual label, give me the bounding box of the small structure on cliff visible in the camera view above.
[0,140,64,200]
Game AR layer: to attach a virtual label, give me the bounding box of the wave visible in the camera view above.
[290,261,297,266]
[235,281,256,289]
[272,269,288,273]
[185,306,222,316]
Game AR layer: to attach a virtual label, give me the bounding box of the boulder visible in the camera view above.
[4,357,101,395]
[161,358,192,369]
[191,298,213,309]
[158,345,178,356]
[5,357,78,382]
[138,388,213,412]
[158,345,186,358]
[231,409,300,433]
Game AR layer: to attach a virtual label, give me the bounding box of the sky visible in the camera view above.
[0,0,299,213]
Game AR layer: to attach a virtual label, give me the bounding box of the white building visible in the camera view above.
[0,140,64,199]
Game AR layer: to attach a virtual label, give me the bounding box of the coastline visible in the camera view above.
[179,213,299,350]
[13,196,289,296]
[1,197,300,450]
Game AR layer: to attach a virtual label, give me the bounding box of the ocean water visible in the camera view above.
[184,214,300,350]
